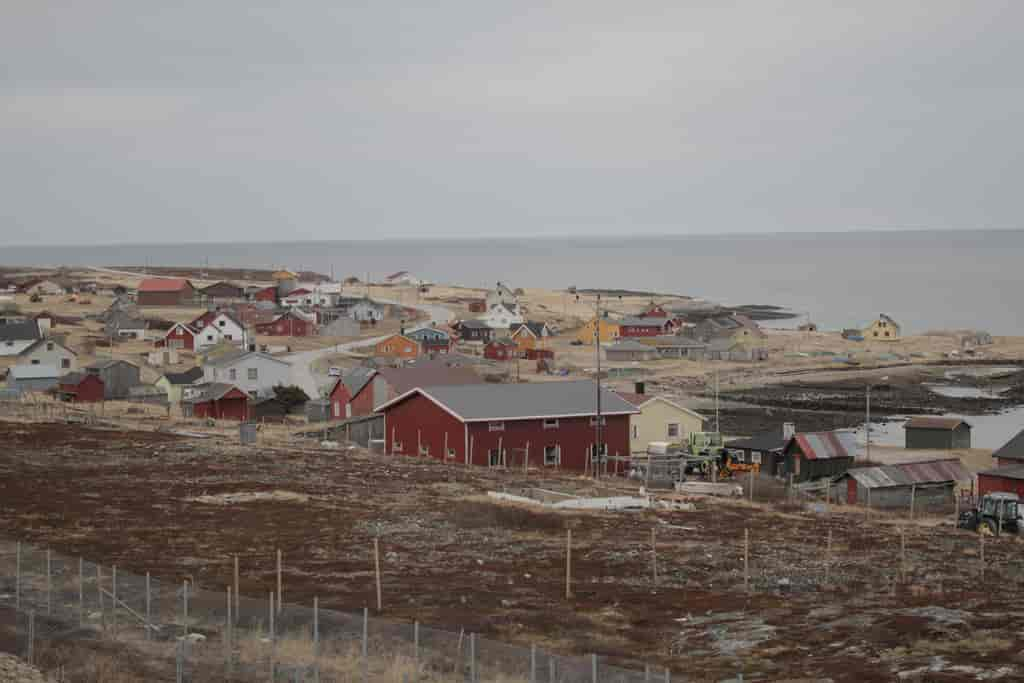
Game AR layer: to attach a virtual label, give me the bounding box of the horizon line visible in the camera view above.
[2,226,1021,250]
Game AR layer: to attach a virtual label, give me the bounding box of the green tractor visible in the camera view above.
[958,492,1021,536]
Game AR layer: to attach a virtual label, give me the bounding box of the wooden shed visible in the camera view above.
[830,458,969,509]
[782,431,857,483]
[904,417,972,450]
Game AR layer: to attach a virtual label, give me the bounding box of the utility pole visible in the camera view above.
[576,291,620,479]
[715,368,720,434]
[865,384,871,462]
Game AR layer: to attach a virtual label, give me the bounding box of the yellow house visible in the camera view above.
[510,322,549,353]
[620,393,707,453]
[576,317,621,345]
[864,314,901,342]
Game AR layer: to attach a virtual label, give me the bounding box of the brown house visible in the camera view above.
[137,278,196,306]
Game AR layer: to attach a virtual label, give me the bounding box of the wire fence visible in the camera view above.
[0,538,666,682]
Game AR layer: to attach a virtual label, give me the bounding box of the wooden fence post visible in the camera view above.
[910,484,916,520]
[374,536,383,612]
[825,529,832,586]
[234,555,239,624]
[565,527,572,600]
[900,528,906,583]
[743,528,750,593]
[468,436,474,467]
[524,441,530,474]
[651,526,658,585]
[277,549,282,614]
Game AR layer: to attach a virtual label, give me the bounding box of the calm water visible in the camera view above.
[4,230,1023,335]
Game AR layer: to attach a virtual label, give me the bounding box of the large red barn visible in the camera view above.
[182,383,249,421]
[977,465,1024,499]
[377,381,638,472]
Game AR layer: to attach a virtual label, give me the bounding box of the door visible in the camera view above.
[847,478,857,505]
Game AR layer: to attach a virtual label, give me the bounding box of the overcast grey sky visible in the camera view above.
[2,1,1022,245]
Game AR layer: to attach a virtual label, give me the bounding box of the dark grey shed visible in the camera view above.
[904,417,972,450]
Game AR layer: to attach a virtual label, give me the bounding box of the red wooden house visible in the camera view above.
[156,322,197,351]
[137,278,195,306]
[182,383,249,421]
[377,381,638,472]
[978,465,1024,499]
[59,372,105,403]
[484,339,517,361]
[327,367,376,420]
[255,311,316,337]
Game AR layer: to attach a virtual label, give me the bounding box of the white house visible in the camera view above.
[17,338,77,372]
[0,321,41,357]
[350,299,385,322]
[202,350,292,398]
[195,312,248,351]
[27,280,64,296]
[485,282,519,311]
[479,303,524,330]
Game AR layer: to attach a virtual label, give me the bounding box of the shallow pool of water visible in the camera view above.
[859,405,1024,450]
[925,384,1009,399]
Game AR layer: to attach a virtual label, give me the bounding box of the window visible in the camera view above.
[590,443,608,459]
[393,441,404,453]
[589,416,607,426]
[873,332,879,337]
[61,359,70,369]
[632,425,638,439]
[543,418,559,430]
[884,332,890,338]
[489,449,503,466]
[333,402,340,417]
[488,421,504,432]
[751,453,762,465]
[229,369,237,381]
[46,342,54,351]
[383,345,391,352]
[225,334,233,341]
[419,444,430,456]
[218,320,225,327]
[247,368,258,380]
[447,448,457,459]
[544,445,560,466]
[31,359,40,365]
[667,423,680,439]
[207,335,214,341]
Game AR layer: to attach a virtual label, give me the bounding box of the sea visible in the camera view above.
[3,229,1023,335]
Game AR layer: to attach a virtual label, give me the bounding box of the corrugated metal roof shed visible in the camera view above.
[905,416,972,431]
[793,431,857,460]
[846,458,970,488]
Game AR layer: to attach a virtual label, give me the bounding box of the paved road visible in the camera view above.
[286,297,454,398]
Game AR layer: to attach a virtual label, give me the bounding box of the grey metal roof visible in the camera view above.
[650,336,706,349]
[382,380,640,421]
[459,319,492,329]
[162,367,204,385]
[0,321,41,342]
[726,431,788,452]
[993,429,1024,462]
[204,350,290,368]
[844,459,971,488]
[87,359,138,370]
[182,382,241,403]
[607,340,655,352]
[510,321,548,337]
[18,338,77,356]
[340,366,376,396]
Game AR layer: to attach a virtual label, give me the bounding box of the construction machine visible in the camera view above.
[958,492,1021,536]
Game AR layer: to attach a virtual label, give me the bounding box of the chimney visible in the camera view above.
[783,422,796,440]
[635,381,646,395]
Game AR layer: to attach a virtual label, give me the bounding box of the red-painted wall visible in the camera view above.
[384,392,466,462]
[484,343,514,361]
[619,325,662,338]
[160,325,195,350]
[192,392,249,421]
[349,380,378,417]
[254,287,278,303]
[382,392,631,472]
[997,458,1023,468]
[61,375,105,403]
[978,473,1024,498]
[329,381,351,420]
[256,316,315,336]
